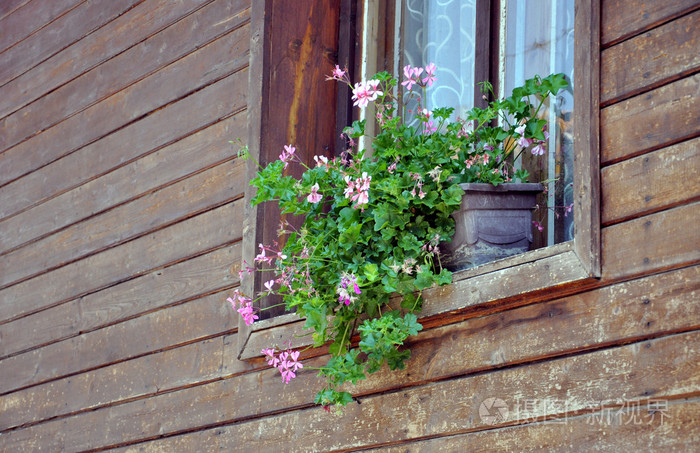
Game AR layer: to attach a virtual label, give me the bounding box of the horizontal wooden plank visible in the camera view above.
[602,138,700,224]
[0,113,246,256]
[0,0,142,89]
[0,244,242,393]
[0,162,244,355]
[4,266,696,449]
[0,0,82,54]
[16,329,696,452]
[0,2,250,155]
[0,0,31,22]
[601,0,700,47]
[0,0,210,123]
[0,157,244,290]
[601,10,700,105]
[0,332,252,452]
[362,398,700,452]
[601,73,700,164]
[0,200,243,325]
[0,68,248,222]
[239,248,590,360]
[602,203,700,280]
[0,337,227,432]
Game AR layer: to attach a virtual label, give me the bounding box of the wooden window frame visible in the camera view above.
[237,0,599,360]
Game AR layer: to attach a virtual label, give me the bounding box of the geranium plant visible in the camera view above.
[229,65,568,409]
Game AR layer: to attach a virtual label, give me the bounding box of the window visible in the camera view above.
[365,0,576,247]
[237,0,599,359]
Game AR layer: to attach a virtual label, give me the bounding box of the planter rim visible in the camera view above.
[458,182,544,193]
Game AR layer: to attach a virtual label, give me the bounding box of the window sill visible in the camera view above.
[237,241,596,360]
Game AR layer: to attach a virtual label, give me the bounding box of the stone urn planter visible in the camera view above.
[441,183,544,271]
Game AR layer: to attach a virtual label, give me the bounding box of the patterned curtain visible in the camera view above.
[401,0,477,120]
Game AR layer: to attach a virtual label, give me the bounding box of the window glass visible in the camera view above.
[396,0,575,248]
[502,0,575,244]
[402,0,477,120]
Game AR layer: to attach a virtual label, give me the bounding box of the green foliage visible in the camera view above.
[241,69,567,410]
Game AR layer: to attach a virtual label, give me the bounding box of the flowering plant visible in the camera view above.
[230,64,568,409]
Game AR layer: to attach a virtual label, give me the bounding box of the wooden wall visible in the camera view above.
[1,0,698,451]
[0,0,252,450]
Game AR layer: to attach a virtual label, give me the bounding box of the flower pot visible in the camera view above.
[442,183,544,271]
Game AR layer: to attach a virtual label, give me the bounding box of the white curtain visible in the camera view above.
[503,0,575,243]
[402,0,477,119]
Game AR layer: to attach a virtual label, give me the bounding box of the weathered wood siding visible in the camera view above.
[0,0,251,450]
[1,0,699,451]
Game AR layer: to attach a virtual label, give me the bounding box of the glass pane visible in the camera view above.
[401,0,477,121]
[503,0,575,246]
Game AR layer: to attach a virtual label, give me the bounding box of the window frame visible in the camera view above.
[237,0,599,360]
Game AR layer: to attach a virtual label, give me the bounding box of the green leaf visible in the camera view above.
[363,263,379,282]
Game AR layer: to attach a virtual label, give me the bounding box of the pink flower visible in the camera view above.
[531,142,546,155]
[327,65,346,81]
[306,183,323,203]
[278,350,304,384]
[352,79,383,109]
[533,220,544,232]
[279,145,296,169]
[238,302,259,326]
[314,155,329,169]
[227,289,250,310]
[344,173,371,209]
[264,279,275,294]
[564,203,574,217]
[253,244,272,264]
[262,348,281,367]
[515,125,533,148]
[422,62,437,86]
[343,175,355,198]
[337,273,361,305]
[401,65,416,90]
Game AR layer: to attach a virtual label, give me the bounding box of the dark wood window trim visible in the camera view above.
[238,0,600,360]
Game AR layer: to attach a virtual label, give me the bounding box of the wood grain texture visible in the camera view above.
[65,331,700,452]
[0,0,31,22]
[3,267,697,450]
[0,201,243,325]
[0,0,142,89]
[602,203,700,280]
[0,333,254,452]
[0,112,246,256]
[237,266,699,407]
[0,158,244,290]
[601,0,700,47]
[602,138,700,224]
[0,337,226,431]
[0,69,248,220]
[362,398,700,452]
[0,245,241,393]
[601,73,700,164]
[0,3,250,154]
[572,0,602,277]
[0,0,82,54]
[601,10,700,105]
[0,0,213,123]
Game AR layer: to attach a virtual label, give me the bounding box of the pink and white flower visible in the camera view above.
[307,183,323,203]
[279,145,296,169]
[352,79,383,109]
[422,62,437,86]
